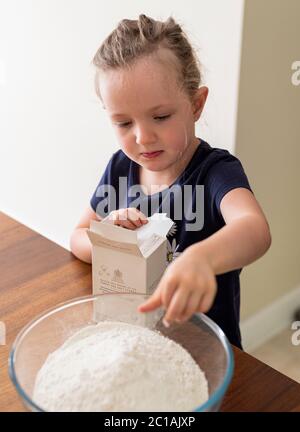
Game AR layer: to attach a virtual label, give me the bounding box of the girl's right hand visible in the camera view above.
[103,208,148,230]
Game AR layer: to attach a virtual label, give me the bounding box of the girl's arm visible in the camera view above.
[189,187,272,274]
[70,206,101,264]
[139,187,272,325]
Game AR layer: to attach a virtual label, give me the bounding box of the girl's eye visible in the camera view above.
[154,115,171,121]
[117,122,131,128]
[116,115,171,128]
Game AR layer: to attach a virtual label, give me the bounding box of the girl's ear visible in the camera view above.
[192,86,209,121]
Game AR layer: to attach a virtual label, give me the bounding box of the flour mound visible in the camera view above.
[33,321,208,411]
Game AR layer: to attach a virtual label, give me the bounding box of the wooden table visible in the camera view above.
[1,211,300,412]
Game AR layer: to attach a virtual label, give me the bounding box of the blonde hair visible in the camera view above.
[92,14,202,102]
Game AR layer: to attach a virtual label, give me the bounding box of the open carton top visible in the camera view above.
[87,213,174,258]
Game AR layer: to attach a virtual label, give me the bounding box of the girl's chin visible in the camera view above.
[138,159,166,170]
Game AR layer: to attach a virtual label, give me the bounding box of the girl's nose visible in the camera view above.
[135,125,156,146]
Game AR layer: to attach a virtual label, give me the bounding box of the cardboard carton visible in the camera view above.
[86,213,174,326]
[87,213,174,296]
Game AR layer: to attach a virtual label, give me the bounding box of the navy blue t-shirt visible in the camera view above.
[90,139,252,348]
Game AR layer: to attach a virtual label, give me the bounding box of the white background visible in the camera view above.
[0,0,245,249]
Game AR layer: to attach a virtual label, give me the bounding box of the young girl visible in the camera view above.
[70,14,271,348]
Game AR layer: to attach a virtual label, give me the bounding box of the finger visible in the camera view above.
[198,291,215,314]
[138,287,162,312]
[161,279,178,309]
[152,272,178,311]
[134,208,148,224]
[117,208,129,221]
[115,216,136,230]
[128,208,148,226]
[138,270,178,313]
[115,210,136,230]
[119,220,138,230]
[127,208,144,227]
[178,290,203,322]
[138,216,148,225]
[135,208,148,222]
[164,287,191,325]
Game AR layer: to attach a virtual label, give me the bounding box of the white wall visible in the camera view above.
[0,0,244,249]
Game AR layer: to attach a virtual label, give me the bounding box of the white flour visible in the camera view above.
[33,321,208,412]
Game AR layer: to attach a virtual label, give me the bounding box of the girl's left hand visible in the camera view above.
[138,246,217,326]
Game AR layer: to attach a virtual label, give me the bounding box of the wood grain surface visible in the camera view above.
[1,211,300,412]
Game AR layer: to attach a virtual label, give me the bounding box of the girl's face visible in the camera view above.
[99,51,207,175]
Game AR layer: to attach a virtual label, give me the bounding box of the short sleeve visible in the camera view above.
[205,154,253,218]
[90,155,114,216]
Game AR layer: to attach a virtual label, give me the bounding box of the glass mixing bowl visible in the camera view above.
[9,293,234,412]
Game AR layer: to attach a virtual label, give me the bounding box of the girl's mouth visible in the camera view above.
[141,151,163,159]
